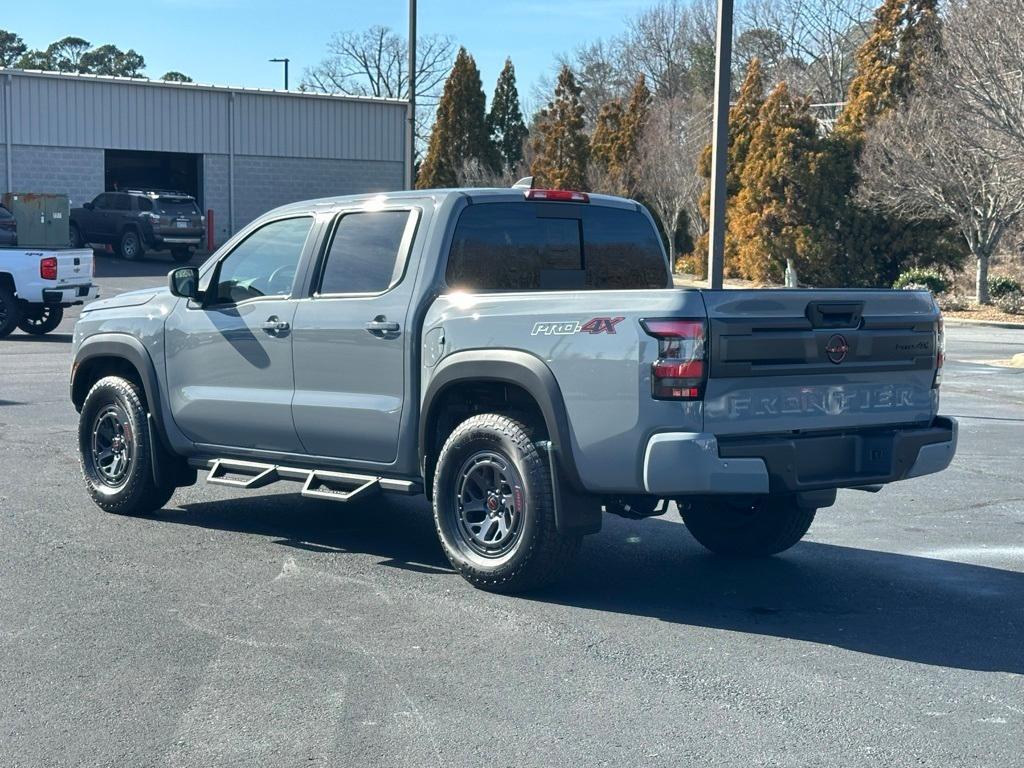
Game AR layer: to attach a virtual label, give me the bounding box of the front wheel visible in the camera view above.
[78,376,176,515]
[432,414,580,592]
[17,304,64,335]
[680,496,816,557]
[69,223,83,248]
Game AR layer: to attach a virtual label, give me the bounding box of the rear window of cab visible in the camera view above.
[445,202,670,291]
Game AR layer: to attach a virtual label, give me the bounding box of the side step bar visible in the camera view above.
[203,458,417,502]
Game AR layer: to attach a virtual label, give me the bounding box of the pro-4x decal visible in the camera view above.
[531,317,625,336]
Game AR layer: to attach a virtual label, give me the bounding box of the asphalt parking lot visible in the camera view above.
[1,255,1022,767]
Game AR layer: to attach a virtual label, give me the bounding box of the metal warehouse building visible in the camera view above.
[0,69,408,247]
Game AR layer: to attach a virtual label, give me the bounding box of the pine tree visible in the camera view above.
[685,58,766,276]
[830,0,964,287]
[488,58,528,172]
[589,99,625,188]
[835,0,941,144]
[731,83,836,284]
[589,75,652,196]
[417,48,497,189]
[530,65,589,190]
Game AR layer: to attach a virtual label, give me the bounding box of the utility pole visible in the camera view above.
[706,0,734,290]
[270,58,290,90]
[406,0,417,190]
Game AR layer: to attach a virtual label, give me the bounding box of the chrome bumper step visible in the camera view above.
[203,458,416,502]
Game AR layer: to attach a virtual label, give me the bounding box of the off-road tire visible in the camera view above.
[17,304,64,335]
[118,229,143,260]
[69,223,83,248]
[79,376,175,515]
[681,496,816,557]
[433,414,581,593]
[0,285,21,339]
[170,248,193,263]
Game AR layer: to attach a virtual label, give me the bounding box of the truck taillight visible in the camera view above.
[642,318,707,400]
[40,256,58,280]
[934,315,945,389]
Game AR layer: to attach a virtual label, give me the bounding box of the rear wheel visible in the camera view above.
[78,376,176,515]
[170,248,193,263]
[680,495,816,557]
[432,414,580,592]
[0,285,21,339]
[118,229,143,260]
[17,304,64,335]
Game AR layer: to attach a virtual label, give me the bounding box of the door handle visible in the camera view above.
[365,317,400,334]
[261,316,290,334]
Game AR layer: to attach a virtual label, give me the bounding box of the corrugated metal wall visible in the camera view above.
[0,71,406,162]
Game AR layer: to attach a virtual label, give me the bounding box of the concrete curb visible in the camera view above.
[943,318,1024,330]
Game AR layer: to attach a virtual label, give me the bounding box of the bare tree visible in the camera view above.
[858,90,1024,304]
[302,26,455,149]
[941,0,1024,152]
[636,98,710,264]
[555,39,630,128]
[741,0,872,103]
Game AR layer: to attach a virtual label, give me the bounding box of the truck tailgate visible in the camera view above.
[701,290,939,435]
[26,247,94,287]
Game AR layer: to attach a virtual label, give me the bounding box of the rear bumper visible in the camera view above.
[643,416,957,496]
[41,284,99,306]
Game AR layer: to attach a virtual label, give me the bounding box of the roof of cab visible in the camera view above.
[266,187,641,217]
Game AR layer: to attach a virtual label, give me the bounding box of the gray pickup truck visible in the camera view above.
[70,187,957,592]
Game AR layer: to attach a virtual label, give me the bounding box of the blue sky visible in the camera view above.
[5,0,647,107]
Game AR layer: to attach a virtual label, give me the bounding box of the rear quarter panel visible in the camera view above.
[422,289,707,493]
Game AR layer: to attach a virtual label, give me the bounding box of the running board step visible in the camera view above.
[202,458,416,502]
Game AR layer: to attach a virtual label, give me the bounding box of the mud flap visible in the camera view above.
[538,441,602,535]
[148,413,197,488]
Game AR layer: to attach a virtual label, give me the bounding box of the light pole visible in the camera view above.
[706,0,734,290]
[406,0,417,190]
[269,57,290,90]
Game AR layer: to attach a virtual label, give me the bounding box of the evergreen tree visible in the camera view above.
[731,83,836,284]
[488,58,528,172]
[589,99,625,188]
[830,0,964,286]
[686,58,766,276]
[589,75,651,196]
[530,65,589,190]
[835,0,942,143]
[417,48,497,189]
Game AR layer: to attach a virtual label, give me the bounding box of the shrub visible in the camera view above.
[988,276,1023,299]
[938,293,970,312]
[892,268,949,294]
[994,291,1024,315]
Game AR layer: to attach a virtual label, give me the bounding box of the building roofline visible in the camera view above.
[0,67,407,106]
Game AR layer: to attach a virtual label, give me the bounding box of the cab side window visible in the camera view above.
[317,210,412,295]
[210,216,313,305]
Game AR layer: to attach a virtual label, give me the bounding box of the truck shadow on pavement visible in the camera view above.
[166,494,1024,675]
[93,251,204,279]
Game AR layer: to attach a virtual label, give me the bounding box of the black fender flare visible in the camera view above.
[71,333,169,449]
[419,349,584,492]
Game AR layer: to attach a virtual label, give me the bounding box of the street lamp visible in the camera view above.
[706,0,734,290]
[269,57,290,90]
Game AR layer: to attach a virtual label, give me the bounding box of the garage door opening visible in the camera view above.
[105,150,201,205]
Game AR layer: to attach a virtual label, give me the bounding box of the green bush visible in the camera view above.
[988,276,1023,299]
[892,268,950,294]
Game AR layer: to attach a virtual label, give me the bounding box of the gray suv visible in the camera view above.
[70,190,204,262]
[69,187,957,592]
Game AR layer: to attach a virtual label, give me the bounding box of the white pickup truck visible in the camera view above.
[0,247,99,337]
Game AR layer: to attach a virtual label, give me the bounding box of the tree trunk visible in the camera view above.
[976,249,991,304]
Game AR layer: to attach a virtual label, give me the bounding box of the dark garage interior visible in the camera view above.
[104,150,202,204]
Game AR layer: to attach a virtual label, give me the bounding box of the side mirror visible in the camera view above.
[83,202,94,210]
[168,267,201,300]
